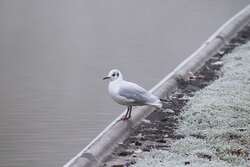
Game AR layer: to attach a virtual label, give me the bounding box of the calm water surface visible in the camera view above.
[0,0,249,166]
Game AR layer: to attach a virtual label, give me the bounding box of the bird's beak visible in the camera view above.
[103,76,110,80]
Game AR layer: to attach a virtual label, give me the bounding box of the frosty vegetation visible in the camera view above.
[133,43,250,167]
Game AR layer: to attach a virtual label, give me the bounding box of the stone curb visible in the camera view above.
[63,5,250,167]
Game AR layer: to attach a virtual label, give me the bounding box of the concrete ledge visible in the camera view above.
[64,5,250,167]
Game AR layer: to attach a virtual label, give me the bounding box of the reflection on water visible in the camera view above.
[0,0,249,166]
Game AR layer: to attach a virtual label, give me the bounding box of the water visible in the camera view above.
[0,0,249,166]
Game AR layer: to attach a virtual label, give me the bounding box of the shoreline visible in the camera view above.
[102,24,250,167]
[64,5,250,167]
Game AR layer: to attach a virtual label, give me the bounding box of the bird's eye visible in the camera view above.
[116,73,119,77]
[112,73,116,77]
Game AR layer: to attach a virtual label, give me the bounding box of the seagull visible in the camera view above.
[103,69,163,120]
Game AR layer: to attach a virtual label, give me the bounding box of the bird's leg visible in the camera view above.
[127,106,132,119]
[121,106,130,120]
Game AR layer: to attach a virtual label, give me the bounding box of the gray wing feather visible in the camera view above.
[118,83,154,105]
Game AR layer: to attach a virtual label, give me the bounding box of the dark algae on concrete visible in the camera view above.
[101,24,250,167]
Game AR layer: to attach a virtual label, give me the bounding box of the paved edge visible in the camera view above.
[63,5,250,167]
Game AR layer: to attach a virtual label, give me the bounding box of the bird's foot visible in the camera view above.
[119,117,129,121]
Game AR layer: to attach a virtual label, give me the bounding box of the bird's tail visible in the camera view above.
[149,100,163,109]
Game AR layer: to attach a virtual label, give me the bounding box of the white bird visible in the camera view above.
[103,69,163,120]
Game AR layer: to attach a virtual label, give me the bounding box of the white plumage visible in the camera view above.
[103,69,162,120]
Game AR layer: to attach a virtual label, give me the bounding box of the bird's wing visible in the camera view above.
[118,81,154,105]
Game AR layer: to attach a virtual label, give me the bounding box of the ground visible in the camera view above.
[102,25,250,167]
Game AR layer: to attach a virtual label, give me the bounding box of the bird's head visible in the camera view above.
[103,69,123,81]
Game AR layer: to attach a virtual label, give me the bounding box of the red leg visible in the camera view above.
[120,106,129,121]
[127,106,132,119]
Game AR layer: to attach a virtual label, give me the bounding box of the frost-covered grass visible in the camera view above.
[133,43,250,167]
